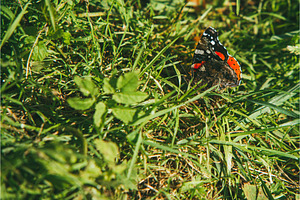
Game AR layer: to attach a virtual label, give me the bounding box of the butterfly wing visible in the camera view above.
[201,27,229,61]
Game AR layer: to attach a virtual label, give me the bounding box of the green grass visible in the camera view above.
[1,0,299,199]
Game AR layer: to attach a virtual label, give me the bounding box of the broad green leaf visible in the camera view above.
[112,107,136,124]
[103,78,115,94]
[183,183,209,196]
[81,160,102,180]
[243,183,257,200]
[50,29,72,45]
[117,71,139,92]
[113,91,148,104]
[67,97,95,110]
[122,176,138,190]
[94,139,119,164]
[45,174,77,189]
[93,102,107,127]
[32,41,48,61]
[74,76,99,97]
[112,163,127,174]
[257,187,269,200]
[61,31,71,45]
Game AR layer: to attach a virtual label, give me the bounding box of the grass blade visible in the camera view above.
[236,0,240,15]
[45,0,56,31]
[131,85,217,126]
[248,99,299,118]
[209,140,299,160]
[0,2,30,50]
[127,129,143,179]
[140,37,180,75]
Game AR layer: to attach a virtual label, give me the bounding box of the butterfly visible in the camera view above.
[191,27,241,89]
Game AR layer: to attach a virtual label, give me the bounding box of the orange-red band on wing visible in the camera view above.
[227,56,241,81]
[215,51,226,60]
[193,61,206,69]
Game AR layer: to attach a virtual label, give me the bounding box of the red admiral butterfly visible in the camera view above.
[191,27,241,89]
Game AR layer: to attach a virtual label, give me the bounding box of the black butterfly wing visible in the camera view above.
[202,27,229,61]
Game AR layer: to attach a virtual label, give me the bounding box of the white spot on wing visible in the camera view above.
[195,49,205,54]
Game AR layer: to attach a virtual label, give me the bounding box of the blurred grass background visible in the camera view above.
[1,0,299,199]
